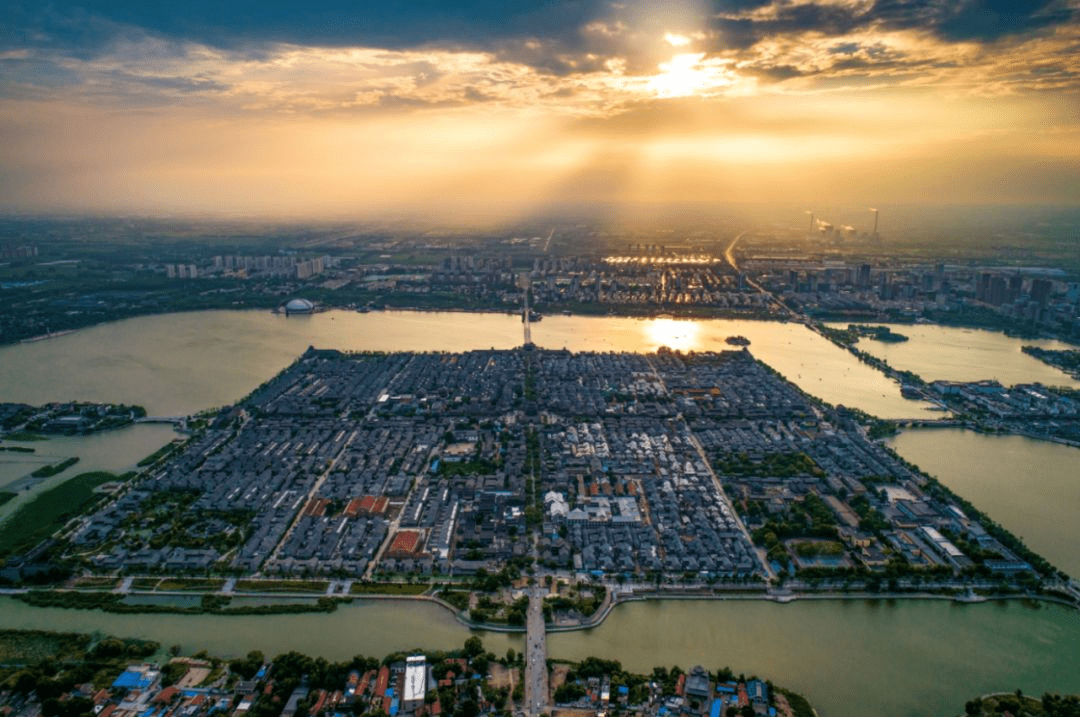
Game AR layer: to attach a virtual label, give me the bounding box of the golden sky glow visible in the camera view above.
[2,0,1079,220]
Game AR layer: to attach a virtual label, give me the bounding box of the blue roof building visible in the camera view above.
[748,680,768,705]
[113,670,155,690]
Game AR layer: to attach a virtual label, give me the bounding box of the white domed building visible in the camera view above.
[283,298,315,315]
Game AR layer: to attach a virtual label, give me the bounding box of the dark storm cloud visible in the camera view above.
[1,0,609,54]
[874,0,1074,42]
[710,0,1075,48]
[5,0,1077,54]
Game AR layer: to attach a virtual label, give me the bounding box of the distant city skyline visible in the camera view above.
[2,1,1078,219]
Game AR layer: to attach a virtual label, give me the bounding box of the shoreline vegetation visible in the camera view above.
[959,691,1080,717]
[1,402,148,439]
[1022,346,1080,380]
[4,580,1077,629]
[12,591,347,615]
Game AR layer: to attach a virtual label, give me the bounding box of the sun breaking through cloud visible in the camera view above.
[1,0,1078,219]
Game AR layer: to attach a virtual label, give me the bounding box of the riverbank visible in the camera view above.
[3,582,1074,632]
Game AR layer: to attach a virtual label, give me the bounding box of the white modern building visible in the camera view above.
[402,655,427,712]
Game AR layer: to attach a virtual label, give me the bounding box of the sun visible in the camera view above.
[647,52,735,99]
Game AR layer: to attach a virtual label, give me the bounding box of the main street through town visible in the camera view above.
[523,584,549,717]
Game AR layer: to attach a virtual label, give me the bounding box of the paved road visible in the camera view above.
[724,230,799,320]
[523,585,549,717]
[683,423,777,583]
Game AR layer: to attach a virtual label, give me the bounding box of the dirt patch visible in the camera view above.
[552,709,594,717]
[177,667,211,688]
[550,664,571,693]
[488,664,516,690]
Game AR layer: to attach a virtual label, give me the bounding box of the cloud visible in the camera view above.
[1,1,610,55]
[1,0,1079,218]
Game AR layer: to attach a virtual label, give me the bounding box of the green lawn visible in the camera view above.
[155,578,226,592]
[73,577,120,590]
[349,582,430,596]
[0,471,117,559]
[235,579,329,593]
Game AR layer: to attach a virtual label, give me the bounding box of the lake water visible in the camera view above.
[0,310,933,418]
[0,595,1077,717]
[828,323,1080,386]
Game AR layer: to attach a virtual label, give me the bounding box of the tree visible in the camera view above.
[463,637,484,658]
[457,700,479,717]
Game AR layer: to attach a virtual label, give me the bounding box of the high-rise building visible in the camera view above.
[1030,278,1053,306]
[988,276,1007,306]
[857,264,872,289]
[1008,275,1023,303]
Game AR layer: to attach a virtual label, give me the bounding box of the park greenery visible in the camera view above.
[713,451,825,478]
[0,471,123,561]
[31,457,80,479]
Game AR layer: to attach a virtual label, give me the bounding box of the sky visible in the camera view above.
[1,0,1079,223]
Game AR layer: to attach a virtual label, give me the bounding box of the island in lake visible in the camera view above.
[2,345,1074,617]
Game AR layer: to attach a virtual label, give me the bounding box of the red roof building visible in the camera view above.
[153,687,180,705]
[389,530,421,556]
[376,667,390,697]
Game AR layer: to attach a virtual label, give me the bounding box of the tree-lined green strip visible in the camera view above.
[0,471,117,559]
